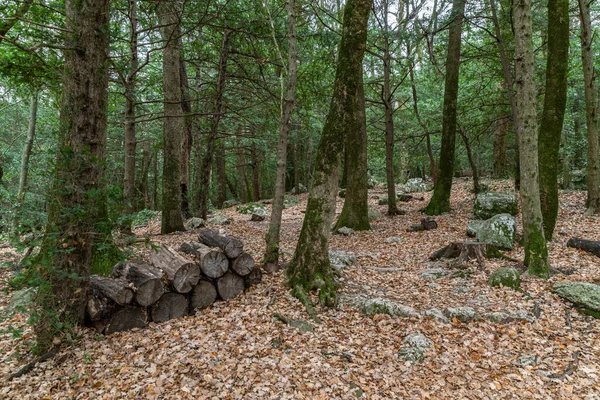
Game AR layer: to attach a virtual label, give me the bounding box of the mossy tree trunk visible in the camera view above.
[265,0,298,269]
[492,114,509,178]
[578,0,600,216]
[159,1,185,234]
[179,40,192,219]
[36,0,115,353]
[538,0,569,240]
[423,0,465,215]
[287,0,372,309]
[513,0,549,278]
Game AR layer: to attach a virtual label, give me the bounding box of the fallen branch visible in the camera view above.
[9,348,59,380]
[567,237,600,258]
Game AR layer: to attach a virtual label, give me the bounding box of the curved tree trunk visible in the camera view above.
[538,0,569,240]
[424,0,466,215]
[158,1,185,234]
[264,0,299,269]
[578,0,600,216]
[514,0,549,278]
[287,0,373,309]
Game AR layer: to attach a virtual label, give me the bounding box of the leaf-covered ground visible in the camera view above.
[1,180,599,399]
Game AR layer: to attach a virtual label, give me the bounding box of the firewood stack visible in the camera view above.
[85,228,261,334]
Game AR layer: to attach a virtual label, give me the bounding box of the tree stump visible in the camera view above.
[190,281,217,310]
[89,275,133,306]
[244,268,263,289]
[567,237,600,258]
[151,292,189,323]
[217,272,245,300]
[231,253,255,276]
[104,306,148,334]
[111,262,165,306]
[195,243,229,278]
[430,241,488,267]
[150,245,200,293]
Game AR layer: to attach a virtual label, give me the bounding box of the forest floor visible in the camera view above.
[1,179,599,399]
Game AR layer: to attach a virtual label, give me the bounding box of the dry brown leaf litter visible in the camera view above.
[1,180,599,399]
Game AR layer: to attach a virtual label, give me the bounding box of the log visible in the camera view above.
[190,280,217,310]
[224,237,244,259]
[150,245,200,293]
[244,267,263,289]
[105,306,148,334]
[567,237,600,258]
[151,292,189,323]
[89,275,133,305]
[111,261,165,306]
[217,271,245,300]
[86,292,117,321]
[407,218,438,232]
[195,243,229,279]
[198,228,230,249]
[231,252,255,276]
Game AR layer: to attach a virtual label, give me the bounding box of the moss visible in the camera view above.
[423,189,451,215]
[524,224,549,279]
[579,307,600,319]
[90,241,122,276]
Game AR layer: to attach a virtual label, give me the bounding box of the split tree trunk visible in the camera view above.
[150,246,200,293]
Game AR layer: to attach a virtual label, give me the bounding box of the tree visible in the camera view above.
[264,0,299,270]
[36,0,115,352]
[578,0,600,216]
[158,0,186,234]
[538,0,569,240]
[423,0,466,215]
[287,0,373,313]
[513,0,549,278]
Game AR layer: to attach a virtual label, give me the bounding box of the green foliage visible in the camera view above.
[283,195,300,208]
[236,202,265,214]
[132,209,160,227]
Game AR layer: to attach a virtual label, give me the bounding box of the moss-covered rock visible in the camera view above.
[482,311,513,324]
[336,226,354,236]
[474,214,516,250]
[443,306,477,323]
[186,217,206,229]
[359,298,419,318]
[425,308,450,324]
[399,332,433,362]
[473,191,518,219]
[222,199,241,209]
[404,178,434,193]
[466,220,485,237]
[208,214,231,225]
[236,202,266,214]
[328,250,357,272]
[488,267,521,290]
[420,269,448,280]
[368,207,382,221]
[552,282,600,313]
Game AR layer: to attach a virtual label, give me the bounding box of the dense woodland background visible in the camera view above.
[0,0,599,365]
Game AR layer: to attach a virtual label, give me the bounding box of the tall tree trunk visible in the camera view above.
[152,149,159,210]
[492,114,509,178]
[37,0,115,353]
[215,138,227,208]
[578,0,600,216]
[250,141,261,201]
[333,72,370,231]
[265,0,299,269]
[198,30,230,218]
[383,0,399,216]
[538,0,569,240]
[514,0,549,278]
[158,1,185,233]
[179,40,192,219]
[287,0,373,310]
[138,139,152,210]
[458,126,480,193]
[424,0,466,215]
[236,136,249,203]
[489,0,520,188]
[123,0,138,226]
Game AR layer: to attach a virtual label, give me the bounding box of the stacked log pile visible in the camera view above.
[86,228,261,334]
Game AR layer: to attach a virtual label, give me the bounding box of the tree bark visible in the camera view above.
[215,138,227,208]
[287,0,373,308]
[36,0,114,353]
[567,237,600,258]
[250,141,261,201]
[424,0,466,215]
[158,1,185,233]
[89,276,134,306]
[264,0,299,268]
[198,30,230,218]
[236,136,249,203]
[538,0,569,240]
[578,0,600,216]
[492,115,509,178]
[383,4,398,216]
[514,0,549,278]
[179,39,192,219]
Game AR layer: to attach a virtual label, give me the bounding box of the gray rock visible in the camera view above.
[512,309,535,322]
[5,288,36,316]
[384,236,403,244]
[552,282,600,313]
[378,197,388,206]
[482,311,513,324]
[222,199,240,209]
[489,267,521,290]
[518,355,541,367]
[452,286,471,294]
[443,307,477,323]
[466,220,485,237]
[208,215,231,225]
[186,217,206,229]
[329,250,357,271]
[399,333,433,362]
[473,191,518,219]
[251,208,267,221]
[367,207,382,221]
[425,309,450,324]
[475,214,517,250]
[426,283,441,289]
[359,298,419,318]
[404,178,434,193]
[337,227,354,236]
[420,269,448,280]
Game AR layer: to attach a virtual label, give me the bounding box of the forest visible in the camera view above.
[0,0,600,398]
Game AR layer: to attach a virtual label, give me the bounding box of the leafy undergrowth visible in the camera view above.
[1,179,599,399]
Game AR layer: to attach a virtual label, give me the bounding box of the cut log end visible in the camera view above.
[151,293,189,323]
[190,281,218,310]
[105,307,149,334]
[90,275,133,306]
[224,237,244,259]
[217,272,245,300]
[231,253,255,276]
[173,263,201,293]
